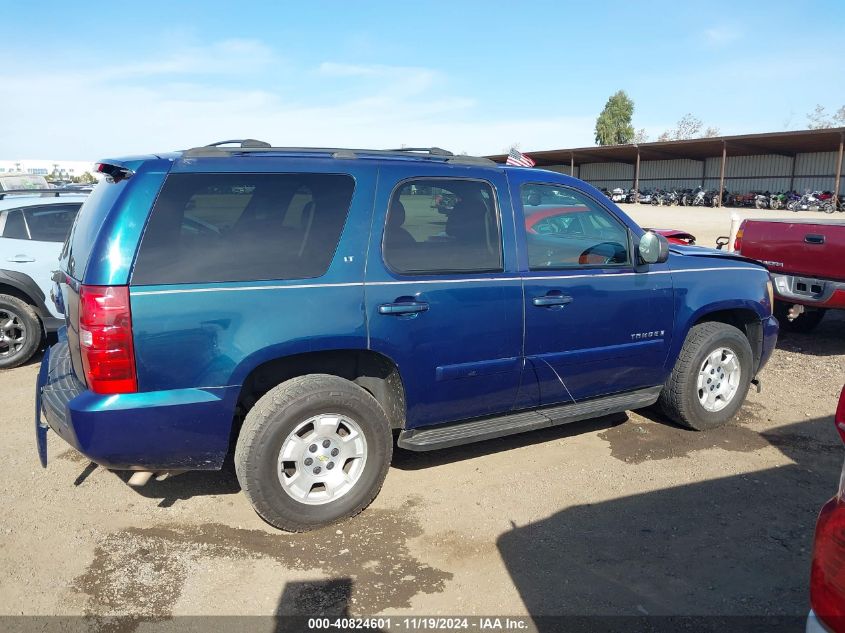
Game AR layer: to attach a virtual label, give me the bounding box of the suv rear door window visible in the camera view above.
[132,173,355,285]
[383,178,502,274]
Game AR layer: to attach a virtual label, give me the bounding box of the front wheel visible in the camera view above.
[235,374,393,531]
[659,322,753,430]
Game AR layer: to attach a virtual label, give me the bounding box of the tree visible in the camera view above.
[633,128,649,143]
[594,90,635,146]
[657,114,720,141]
[806,104,845,129]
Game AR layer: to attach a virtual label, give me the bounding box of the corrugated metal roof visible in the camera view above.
[487,127,845,165]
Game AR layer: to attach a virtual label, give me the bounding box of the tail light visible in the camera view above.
[810,497,845,632]
[78,285,137,394]
[809,386,845,632]
[733,224,744,252]
[836,386,845,445]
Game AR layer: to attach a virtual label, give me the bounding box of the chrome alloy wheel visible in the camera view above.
[697,347,742,412]
[277,414,368,505]
[0,309,26,359]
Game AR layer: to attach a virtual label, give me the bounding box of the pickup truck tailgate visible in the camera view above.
[740,219,845,280]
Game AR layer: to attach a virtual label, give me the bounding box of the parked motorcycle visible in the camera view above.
[769,192,787,210]
[661,190,679,206]
[788,191,834,213]
[610,187,627,203]
[687,186,719,207]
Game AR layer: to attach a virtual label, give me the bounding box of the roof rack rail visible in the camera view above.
[205,139,272,148]
[386,147,454,156]
[0,188,91,200]
[181,143,497,166]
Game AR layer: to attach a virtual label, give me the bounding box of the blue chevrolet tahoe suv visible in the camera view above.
[36,141,779,531]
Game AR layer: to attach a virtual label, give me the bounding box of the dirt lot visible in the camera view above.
[1,207,843,628]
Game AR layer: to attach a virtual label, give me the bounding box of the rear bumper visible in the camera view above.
[36,340,236,470]
[772,273,845,310]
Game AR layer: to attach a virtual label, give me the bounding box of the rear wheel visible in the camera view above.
[0,294,42,369]
[659,322,753,430]
[235,374,393,531]
[775,301,826,333]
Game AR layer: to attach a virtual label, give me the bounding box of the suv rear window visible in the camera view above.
[132,173,355,285]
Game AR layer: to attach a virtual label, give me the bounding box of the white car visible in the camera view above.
[0,189,88,368]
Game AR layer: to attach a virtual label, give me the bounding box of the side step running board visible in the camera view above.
[397,386,662,451]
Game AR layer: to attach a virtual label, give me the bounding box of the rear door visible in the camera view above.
[514,179,674,404]
[364,164,523,429]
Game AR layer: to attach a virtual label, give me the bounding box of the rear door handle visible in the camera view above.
[532,295,573,307]
[8,255,35,263]
[805,234,825,244]
[378,301,429,315]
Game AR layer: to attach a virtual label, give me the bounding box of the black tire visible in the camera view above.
[659,322,753,431]
[0,294,42,369]
[774,301,826,333]
[234,374,393,531]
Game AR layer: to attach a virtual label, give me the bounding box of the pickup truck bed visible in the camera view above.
[737,218,845,329]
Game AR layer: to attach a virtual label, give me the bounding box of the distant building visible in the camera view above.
[0,159,95,180]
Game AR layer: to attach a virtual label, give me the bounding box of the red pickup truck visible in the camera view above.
[735,219,845,332]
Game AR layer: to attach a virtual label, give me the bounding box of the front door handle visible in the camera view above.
[8,255,35,263]
[532,294,573,307]
[378,301,429,315]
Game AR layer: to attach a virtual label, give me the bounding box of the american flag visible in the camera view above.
[506,147,536,167]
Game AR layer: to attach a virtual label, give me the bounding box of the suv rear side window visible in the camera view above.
[24,204,81,242]
[132,173,355,285]
[383,178,503,274]
[521,183,629,270]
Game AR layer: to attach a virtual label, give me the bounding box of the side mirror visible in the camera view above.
[638,231,670,264]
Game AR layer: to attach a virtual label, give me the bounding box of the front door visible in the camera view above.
[514,181,674,404]
[364,167,523,429]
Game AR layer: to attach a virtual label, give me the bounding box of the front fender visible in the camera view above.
[667,262,772,370]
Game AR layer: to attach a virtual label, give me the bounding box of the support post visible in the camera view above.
[789,155,797,192]
[570,153,575,177]
[834,133,844,207]
[634,147,640,202]
[718,142,727,208]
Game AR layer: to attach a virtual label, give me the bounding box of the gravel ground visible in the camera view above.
[1,207,842,626]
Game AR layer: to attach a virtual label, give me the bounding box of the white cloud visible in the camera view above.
[0,42,595,160]
[702,26,741,47]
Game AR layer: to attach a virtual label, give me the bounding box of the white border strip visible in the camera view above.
[131,267,761,297]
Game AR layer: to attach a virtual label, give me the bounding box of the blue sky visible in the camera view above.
[4,0,844,159]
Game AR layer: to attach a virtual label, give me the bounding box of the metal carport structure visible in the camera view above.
[487,128,845,207]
